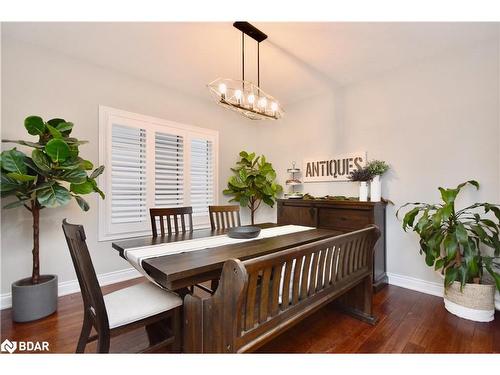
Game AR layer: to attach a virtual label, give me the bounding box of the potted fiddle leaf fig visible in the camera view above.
[223,151,283,225]
[397,180,500,322]
[1,115,105,322]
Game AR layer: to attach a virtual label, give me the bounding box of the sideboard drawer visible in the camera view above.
[318,208,371,230]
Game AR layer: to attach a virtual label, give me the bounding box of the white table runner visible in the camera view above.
[124,225,313,285]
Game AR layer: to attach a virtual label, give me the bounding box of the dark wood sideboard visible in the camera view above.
[277,199,387,291]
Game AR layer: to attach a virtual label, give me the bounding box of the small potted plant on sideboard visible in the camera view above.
[367,160,389,202]
[348,167,373,202]
[1,116,105,322]
[397,180,500,322]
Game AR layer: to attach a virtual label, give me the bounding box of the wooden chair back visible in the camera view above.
[209,205,241,230]
[150,207,193,237]
[62,219,109,331]
[184,225,380,353]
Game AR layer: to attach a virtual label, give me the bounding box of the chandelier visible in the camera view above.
[207,22,284,120]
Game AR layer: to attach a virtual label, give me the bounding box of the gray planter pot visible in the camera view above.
[12,275,58,322]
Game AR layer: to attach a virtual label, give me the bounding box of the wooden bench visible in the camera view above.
[183,225,381,353]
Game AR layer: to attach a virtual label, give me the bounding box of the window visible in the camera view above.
[98,106,218,241]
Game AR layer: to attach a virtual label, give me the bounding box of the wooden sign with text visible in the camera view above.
[303,152,367,182]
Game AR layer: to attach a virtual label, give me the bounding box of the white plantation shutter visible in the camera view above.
[190,138,214,215]
[110,124,147,224]
[155,132,184,207]
[99,106,218,241]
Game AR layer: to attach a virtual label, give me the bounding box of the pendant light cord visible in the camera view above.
[242,32,245,83]
[257,42,260,88]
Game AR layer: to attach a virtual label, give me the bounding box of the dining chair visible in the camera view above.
[62,219,182,353]
[149,207,213,295]
[150,206,193,237]
[209,205,241,230]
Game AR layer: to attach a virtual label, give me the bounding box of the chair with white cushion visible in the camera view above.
[62,219,182,353]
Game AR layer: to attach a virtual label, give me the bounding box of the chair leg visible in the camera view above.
[96,332,110,353]
[171,307,182,353]
[76,311,93,353]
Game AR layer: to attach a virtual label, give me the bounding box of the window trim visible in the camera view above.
[98,105,219,241]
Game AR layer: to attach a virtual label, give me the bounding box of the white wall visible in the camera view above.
[1,30,499,302]
[0,36,257,296]
[256,40,499,285]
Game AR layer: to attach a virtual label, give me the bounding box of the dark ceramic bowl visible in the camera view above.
[227,226,261,239]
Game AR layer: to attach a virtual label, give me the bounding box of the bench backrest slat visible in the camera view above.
[183,225,380,353]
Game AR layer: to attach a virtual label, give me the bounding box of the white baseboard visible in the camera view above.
[0,267,141,310]
[387,272,444,297]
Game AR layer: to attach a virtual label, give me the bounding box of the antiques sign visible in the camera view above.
[303,152,367,182]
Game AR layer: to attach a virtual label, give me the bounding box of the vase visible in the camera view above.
[359,181,368,202]
[370,175,381,202]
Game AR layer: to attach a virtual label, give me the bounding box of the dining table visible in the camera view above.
[112,223,342,293]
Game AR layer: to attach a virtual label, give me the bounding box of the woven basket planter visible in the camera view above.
[444,281,495,322]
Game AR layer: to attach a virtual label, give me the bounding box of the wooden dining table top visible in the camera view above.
[112,223,342,290]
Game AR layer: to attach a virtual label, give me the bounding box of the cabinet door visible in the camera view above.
[277,204,317,227]
[318,208,371,231]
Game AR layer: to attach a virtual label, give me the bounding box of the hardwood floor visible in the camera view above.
[1,278,499,353]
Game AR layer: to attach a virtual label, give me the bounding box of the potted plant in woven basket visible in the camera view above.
[397,180,500,322]
[348,167,373,202]
[1,115,105,322]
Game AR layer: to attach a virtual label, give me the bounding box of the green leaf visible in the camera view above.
[74,195,90,211]
[70,180,94,195]
[89,178,105,199]
[6,172,36,182]
[444,267,458,287]
[457,180,479,190]
[455,222,468,245]
[24,116,45,135]
[60,169,87,184]
[90,165,104,179]
[439,187,458,205]
[434,258,445,271]
[31,149,51,172]
[55,122,73,135]
[1,149,27,174]
[80,159,94,171]
[443,232,458,261]
[425,251,435,267]
[47,118,66,127]
[0,173,20,192]
[46,124,62,139]
[45,139,70,163]
[37,183,72,208]
[402,207,420,231]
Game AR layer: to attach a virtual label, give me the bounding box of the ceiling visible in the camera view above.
[3,22,498,105]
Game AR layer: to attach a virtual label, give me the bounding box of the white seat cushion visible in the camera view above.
[103,283,182,329]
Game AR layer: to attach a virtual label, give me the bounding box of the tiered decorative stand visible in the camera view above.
[284,162,303,199]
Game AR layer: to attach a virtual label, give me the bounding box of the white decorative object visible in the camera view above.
[359,182,368,202]
[285,162,303,199]
[370,175,381,202]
